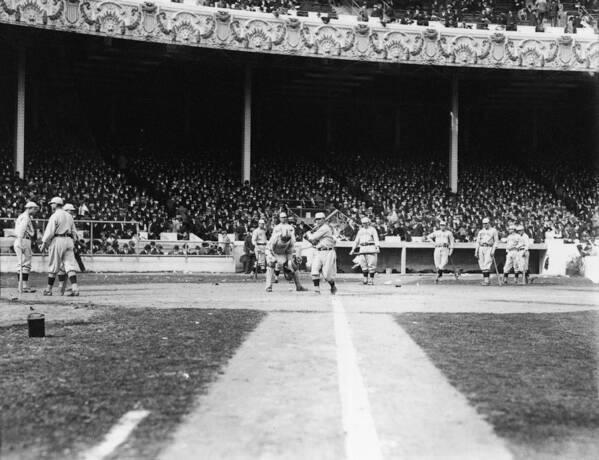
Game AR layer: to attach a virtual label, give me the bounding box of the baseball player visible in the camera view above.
[517,224,531,284]
[56,204,85,295]
[503,224,522,285]
[39,197,80,296]
[427,220,455,283]
[264,225,306,293]
[270,212,295,283]
[474,217,499,286]
[350,217,380,285]
[13,201,39,292]
[251,218,268,274]
[305,212,337,295]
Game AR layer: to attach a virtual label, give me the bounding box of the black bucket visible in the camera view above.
[27,313,45,338]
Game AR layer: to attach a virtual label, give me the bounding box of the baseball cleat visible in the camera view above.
[265,286,272,292]
[367,279,374,286]
[435,277,440,284]
[330,285,338,295]
[273,278,278,284]
[43,289,52,296]
[313,289,321,295]
[296,286,308,292]
[68,291,80,297]
[21,287,36,293]
[362,279,368,285]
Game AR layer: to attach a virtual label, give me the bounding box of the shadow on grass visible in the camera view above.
[0,308,265,460]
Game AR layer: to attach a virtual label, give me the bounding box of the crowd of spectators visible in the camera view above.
[1,149,597,256]
[361,0,598,30]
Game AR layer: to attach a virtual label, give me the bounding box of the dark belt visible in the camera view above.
[360,243,375,246]
[54,232,72,237]
[480,244,493,247]
[256,243,266,246]
[435,244,449,248]
[317,247,334,251]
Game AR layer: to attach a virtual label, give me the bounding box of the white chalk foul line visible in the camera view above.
[332,296,384,460]
[82,409,150,460]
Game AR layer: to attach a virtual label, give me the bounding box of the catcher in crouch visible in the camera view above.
[350,217,380,285]
[264,226,307,293]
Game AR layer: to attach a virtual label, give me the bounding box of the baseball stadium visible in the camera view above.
[1,0,599,459]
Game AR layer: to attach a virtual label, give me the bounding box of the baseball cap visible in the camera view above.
[49,197,64,205]
[64,204,76,212]
[279,212,287,218]
[315,212,326,220]
[25,201,39,209]
[516,224,524,231]
[258,218,265,224]
[439,220,447,225]
[361,217,370,224]
[482,218,490,224]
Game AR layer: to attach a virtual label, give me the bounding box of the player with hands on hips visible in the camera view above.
[427,220,455,284]
[350,217,380,285]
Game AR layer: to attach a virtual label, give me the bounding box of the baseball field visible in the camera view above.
[1,272,598,460]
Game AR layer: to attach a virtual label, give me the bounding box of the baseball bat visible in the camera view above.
[448,254,460,279]
[18,248,23,294]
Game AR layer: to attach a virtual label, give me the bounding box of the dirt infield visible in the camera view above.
[1,273,598,460]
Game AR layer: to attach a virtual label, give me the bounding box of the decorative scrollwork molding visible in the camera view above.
[0,0,596,72]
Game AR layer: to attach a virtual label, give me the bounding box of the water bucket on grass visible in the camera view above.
[27,313,45,338]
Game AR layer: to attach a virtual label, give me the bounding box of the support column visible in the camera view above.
[449,76,458,194]
[14,46,26,179]
[242,66,252,184]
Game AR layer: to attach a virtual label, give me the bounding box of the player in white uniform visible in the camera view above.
[13,201,39,292]
[503,224,522,285]
[305,212,337,295]
[517,224,531,284]
[56,204,79,295]
[264,225,306,292]
[475,217,499,286]
[427,220,455,283]
[270,212,295,283]
[40,197,80,296]
[350,217,380,285]
[251,218,268,274]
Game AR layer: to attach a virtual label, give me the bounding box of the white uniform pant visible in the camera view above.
[504,250,522,273]
[311,248,337,282]
[14,239,32,274]
[48,237,78,275]
[434,247,449,270]
[357,253,377,273]
[478,246,494,272]
[266,253,292,289]
[255,245,267,268]
[520,250,529,273]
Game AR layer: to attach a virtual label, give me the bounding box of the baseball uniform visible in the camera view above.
[351,226,380,273]
[307,223,336,282]
[476,227,499,272]
[427,229,454,271]
[42,209,79,275]
[14,210,35,275]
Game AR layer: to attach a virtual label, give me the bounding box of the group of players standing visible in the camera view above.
[251,212,532,293]
[12,201,532,296]
[13,197,81,296]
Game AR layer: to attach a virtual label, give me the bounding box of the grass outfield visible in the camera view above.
[0,308,265,460]
[396,311,599,460]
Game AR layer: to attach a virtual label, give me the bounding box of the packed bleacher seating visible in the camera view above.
[1,149,597,255]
